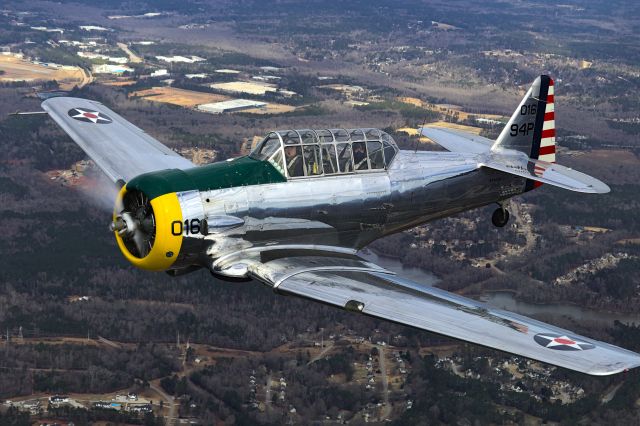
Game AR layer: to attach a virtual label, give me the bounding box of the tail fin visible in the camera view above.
[492,75,555,163]
[482,75,609,194]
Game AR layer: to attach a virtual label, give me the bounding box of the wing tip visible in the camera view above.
[42,96,101,108]
[572,178,610,194]
[587,362,640,376]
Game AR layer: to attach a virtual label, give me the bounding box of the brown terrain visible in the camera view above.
[0,54,89,89]
[130,86,230,107]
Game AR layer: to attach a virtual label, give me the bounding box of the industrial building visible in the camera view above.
[197,99,267,114]
[209,81,278,95]
[92,64,134,74]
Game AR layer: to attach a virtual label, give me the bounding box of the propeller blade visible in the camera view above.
[132,230,148,258]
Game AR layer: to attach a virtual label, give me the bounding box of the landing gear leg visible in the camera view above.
[492,204,510,228]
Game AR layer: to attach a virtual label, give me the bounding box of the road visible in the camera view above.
[451,361,466,378]
[307,342,334,365]
[117,42,143,63]
[601,383,623,404]
[510,201,537,253]
[265,373,272,410]
[377,345,392,420]
[97,336,122,349]
[149,381,175,426]
[78,67,93,88]
[468,200,537,279]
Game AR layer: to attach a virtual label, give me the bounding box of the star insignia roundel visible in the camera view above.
[68,108,113,124]
[534,333,595,351]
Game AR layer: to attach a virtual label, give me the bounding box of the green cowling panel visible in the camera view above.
[126,156,287,200]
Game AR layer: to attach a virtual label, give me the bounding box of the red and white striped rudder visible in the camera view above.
[538,78,556,164]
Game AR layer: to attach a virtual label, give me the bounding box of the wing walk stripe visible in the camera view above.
[272,266,395,290]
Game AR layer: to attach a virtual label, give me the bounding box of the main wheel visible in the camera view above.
[492,208,510,227]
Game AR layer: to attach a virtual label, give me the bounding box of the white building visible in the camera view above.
[30,26,64,34]
[197,99,267,114]
[79,25,110,31]
[92,64,134,74]
[156,55,205,63]
[260,66,282,72]
[209,81,278,96]
[214,69,241,74]
[476,117,503,125]
[78,52,128,64]
[108,57,129,64]
[150,69,168,77]
[185,73,208,79]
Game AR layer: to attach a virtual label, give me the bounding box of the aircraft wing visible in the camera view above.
[249,254,640,375]
[419,127,494,154]
[42,97,195,183]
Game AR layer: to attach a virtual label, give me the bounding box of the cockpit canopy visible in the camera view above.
[249,128,399,179]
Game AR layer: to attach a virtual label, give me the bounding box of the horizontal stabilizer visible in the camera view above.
[480,152,610,194]
[419,127,493,154]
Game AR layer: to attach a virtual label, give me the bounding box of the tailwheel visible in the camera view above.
[492,207,510,228]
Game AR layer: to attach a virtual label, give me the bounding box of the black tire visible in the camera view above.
[492,208,510,227]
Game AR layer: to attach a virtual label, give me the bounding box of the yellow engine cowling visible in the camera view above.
[113,185,184,271]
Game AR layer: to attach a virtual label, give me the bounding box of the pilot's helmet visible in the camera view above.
[281,131,299,145]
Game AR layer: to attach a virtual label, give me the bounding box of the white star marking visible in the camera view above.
[538,334,590,350]
[70,108,111,124]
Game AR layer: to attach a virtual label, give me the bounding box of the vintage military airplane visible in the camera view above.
[38,75,640,375]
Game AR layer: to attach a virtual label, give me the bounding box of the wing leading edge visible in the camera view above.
[42,97,195,183]
[249,254,640,376]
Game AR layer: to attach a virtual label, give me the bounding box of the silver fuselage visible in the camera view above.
[172,150,526,277]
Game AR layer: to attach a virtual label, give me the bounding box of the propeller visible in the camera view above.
[60,161,155,258]
[110,189,156,258]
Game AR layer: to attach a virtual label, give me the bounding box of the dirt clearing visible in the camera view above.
[131,86,229,107]
[0,54,87,89]
[241,102,296,114]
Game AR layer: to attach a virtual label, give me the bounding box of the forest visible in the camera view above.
[1,87,639,423]
[1,0,640,422]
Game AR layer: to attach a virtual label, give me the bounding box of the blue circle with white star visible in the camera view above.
[534,333,595,351]
[68,108,113,124]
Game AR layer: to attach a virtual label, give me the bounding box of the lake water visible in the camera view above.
[359,250,440,285]
[359,250,640,327]
[481,291,640,326]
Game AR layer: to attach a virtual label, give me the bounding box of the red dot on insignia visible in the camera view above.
[83,113,98,119]
[554,338,575,345]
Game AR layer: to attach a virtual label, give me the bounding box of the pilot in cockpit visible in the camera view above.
[352,142,368,170]
[285,145,304,177]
